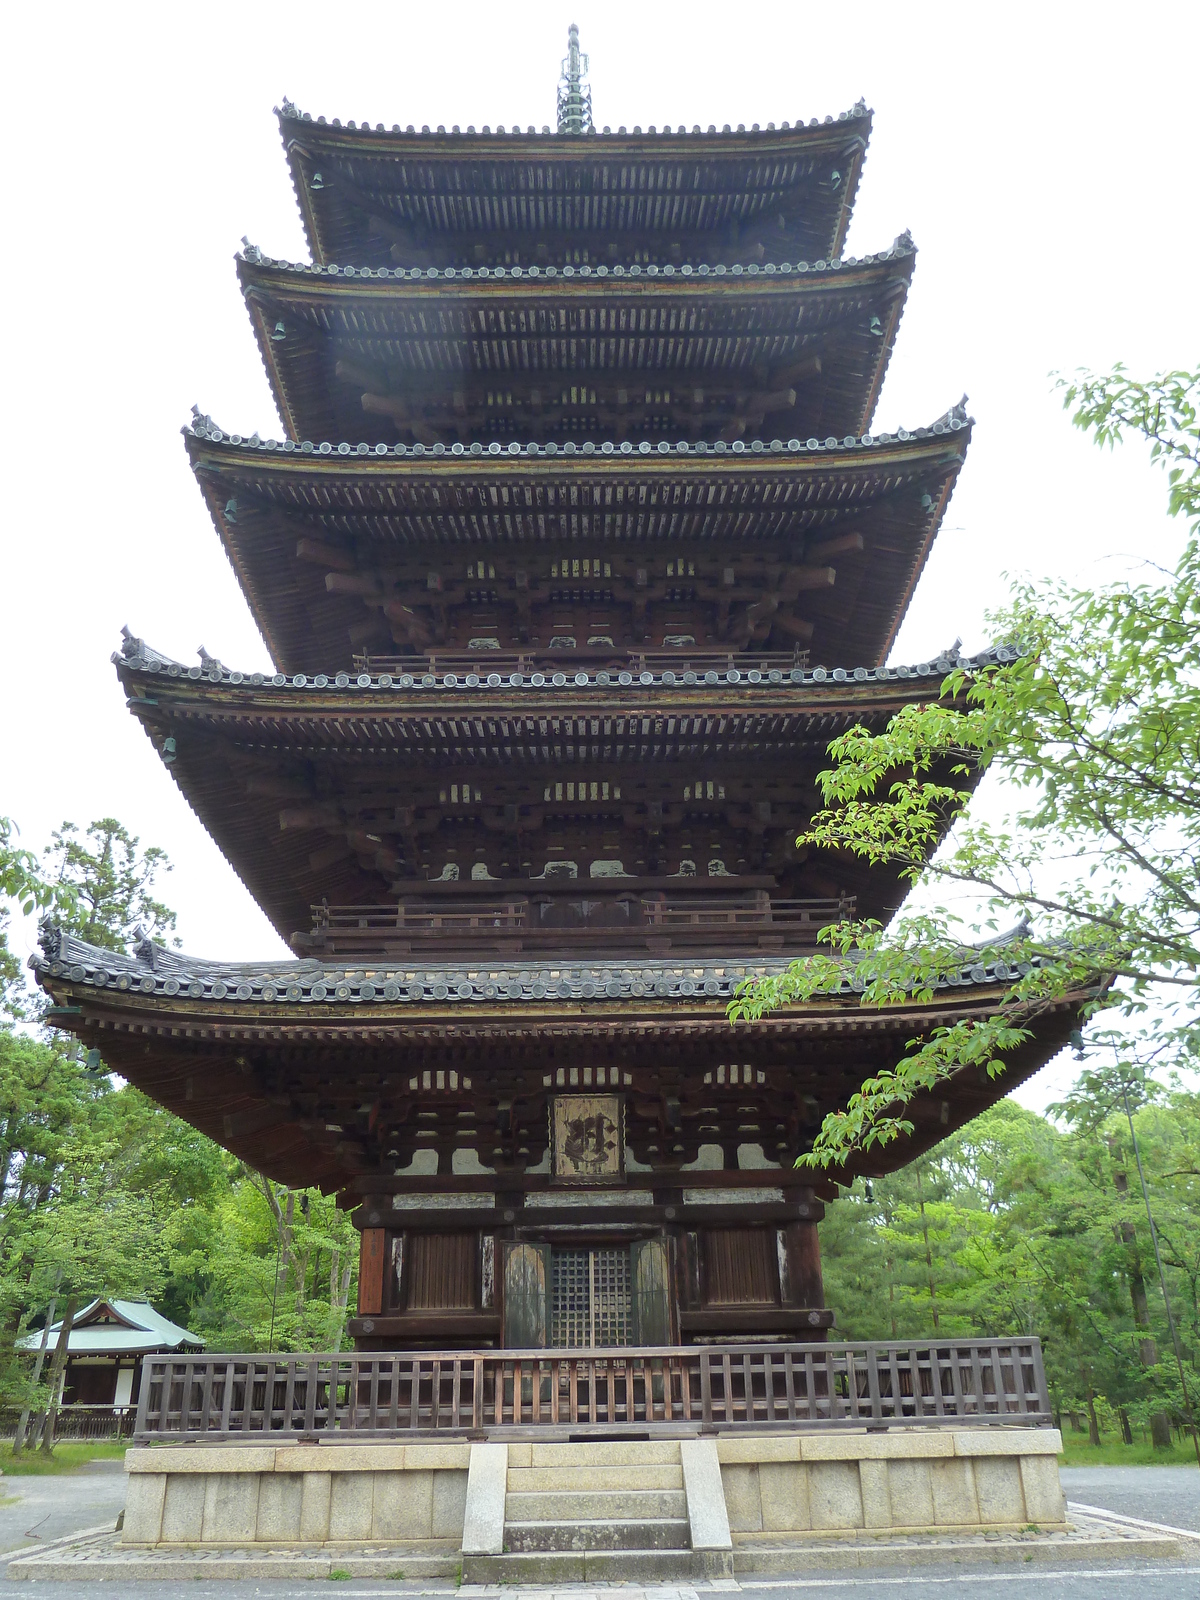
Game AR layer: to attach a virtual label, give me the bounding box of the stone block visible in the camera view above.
[720,1463,762,1532]
[799,1431,952,1461]
[680,1438,732,1551]
[299,1472,331,1542]
[372,1468,433,1540]
[529,1439,680,1466]
[973,1456,1026,1525]
[807,1461,864,1531]
[402,1442,472,1471]
[202,1471,260,1544]
[717,1434,801,1464]
[255,1473,303,1543]
[432,1468,469,1538]
[930,1457,979,1526]
[329,1473,375,1541]
[121,1473,167,1544]
[160,1474,206,1543]
[953,1427,1060,1456]
[462,1441,507,1555]
[758,1461,810,1532]
[506,1442,532,1468]
[884,1458,934,1528]
[1019,1454,1067,1524]
[128,1445,276,1474]
[320,1444,408,1472]
[858,1458,891,1529]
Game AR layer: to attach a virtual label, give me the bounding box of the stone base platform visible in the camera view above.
[24,1425,1101,1584]
[5,1510,1184,1582]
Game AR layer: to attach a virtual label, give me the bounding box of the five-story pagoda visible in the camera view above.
[36,35,1080,1352]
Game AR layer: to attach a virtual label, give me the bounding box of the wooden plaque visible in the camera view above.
[551,1094,623,1184]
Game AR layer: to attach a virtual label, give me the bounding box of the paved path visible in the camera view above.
[0,1575,1199,1599]
[1061,1463,1200,1532]
[0,1457,125,1554]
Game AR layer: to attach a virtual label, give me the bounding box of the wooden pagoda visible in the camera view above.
[36,63,1083,1354]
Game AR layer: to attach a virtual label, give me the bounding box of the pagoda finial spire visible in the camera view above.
[557,22,592,135]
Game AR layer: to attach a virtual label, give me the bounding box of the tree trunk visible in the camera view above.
[330,1260,353,1354]
[1085,1385,1101,1448]
[915,1167,939,1332]
[39,1293,79,1455]
[1118,1406,1134,1445]
[1110,1142,1175,1449]
[14,1296,56,1455]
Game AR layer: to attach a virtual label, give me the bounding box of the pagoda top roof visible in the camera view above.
[277,100,872,270]
[183,408,969,674]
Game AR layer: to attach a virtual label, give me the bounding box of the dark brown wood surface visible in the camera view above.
[133,1335,1053,1437]
[357,1229,386,1315]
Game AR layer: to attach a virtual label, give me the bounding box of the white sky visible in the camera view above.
[3,1,1198,1115]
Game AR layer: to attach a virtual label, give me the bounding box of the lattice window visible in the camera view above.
[703,1064,767,1086]
[551,1247,631,1347]
[683,779,726,801]
[544,1066,631,1087]
[407,1070,473,1091]
[544,780,619,801]
[440,783,482,804]
[551,557,611,579]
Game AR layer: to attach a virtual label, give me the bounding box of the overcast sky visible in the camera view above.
[3,1,1197,1113]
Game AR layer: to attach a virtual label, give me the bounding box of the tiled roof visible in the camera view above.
[236,235,913,282]
[34,923,1037,1012]
[115,628,1009,699]
[186,380,962,464]
[278,100,872,140]
[17,1298,204,1354]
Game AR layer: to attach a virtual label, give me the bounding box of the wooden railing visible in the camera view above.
[295,895,854,959]
[353,648,810,678]
[134,1340,1051,1441]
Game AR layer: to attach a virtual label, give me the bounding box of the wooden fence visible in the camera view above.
[134,1339,1051,1440]
[0,1404,136,1441]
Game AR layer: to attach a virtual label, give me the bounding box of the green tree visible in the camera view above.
[730,365,1200,1168]
[43,818,176,953]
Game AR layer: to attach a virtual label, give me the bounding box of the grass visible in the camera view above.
[1057,1433,1199,1467]
[0,1440,129,1476]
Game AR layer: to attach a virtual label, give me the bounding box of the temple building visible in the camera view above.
[35,41,1082,1355]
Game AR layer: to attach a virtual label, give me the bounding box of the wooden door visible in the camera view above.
[632,1237,672,1345]
[502,1242,549,1347]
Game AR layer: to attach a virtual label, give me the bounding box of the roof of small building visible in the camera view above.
[17,1299,204,1356]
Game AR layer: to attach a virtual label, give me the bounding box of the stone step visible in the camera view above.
[505,1516,690,1553]
[505,1487,687,1521]
[506,1463,683,1492]
[462,1548,733,1584]
[512,1439,682,1467]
